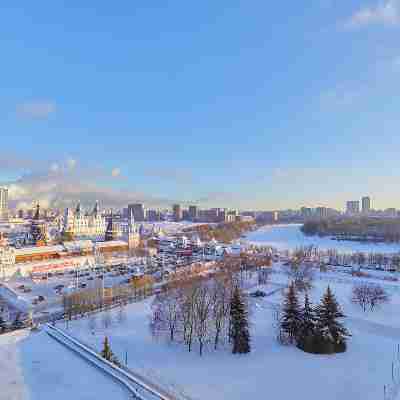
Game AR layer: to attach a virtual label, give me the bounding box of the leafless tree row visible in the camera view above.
[63,281,151,321]
[150,273,249,356]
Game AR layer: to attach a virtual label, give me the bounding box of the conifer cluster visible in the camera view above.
[280,284,350,354]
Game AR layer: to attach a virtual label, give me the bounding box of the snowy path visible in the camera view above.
[18,330,129,400]
[46,325,189,400]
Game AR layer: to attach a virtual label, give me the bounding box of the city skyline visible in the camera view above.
[1,2,400,210]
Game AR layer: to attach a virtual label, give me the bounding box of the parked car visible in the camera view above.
[250,290,267,298]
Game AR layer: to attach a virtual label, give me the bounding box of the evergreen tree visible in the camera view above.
[12,313,25,330]
[101,336,121,366]
[280,283,302,344]
[0,314,7,333]
[230,286,251,354]
[315,286,350,353]
[297,293,316,352]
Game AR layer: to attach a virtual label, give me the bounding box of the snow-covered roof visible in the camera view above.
[63,240,93,252]
[15,245,65,256]
[95,240,128,248]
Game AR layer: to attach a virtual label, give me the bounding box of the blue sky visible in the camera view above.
[1,1,400,210]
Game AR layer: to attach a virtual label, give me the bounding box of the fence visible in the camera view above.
[384,345,400,400]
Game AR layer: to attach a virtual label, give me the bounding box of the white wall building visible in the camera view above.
[63,201,107,237]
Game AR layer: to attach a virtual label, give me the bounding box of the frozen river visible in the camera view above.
[245,224,400,254]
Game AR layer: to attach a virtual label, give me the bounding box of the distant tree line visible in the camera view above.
[301,218,400,243]
[184,220,256,244]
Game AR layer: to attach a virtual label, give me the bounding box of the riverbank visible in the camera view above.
[183,220,257,243]
[301,219,400,244]
[244,224,400,254]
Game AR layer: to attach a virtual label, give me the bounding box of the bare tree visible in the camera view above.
[258,267,270,285]
[88,312,97,332]
[284,260,314,291]
[117,302,126,324]
[179,285,198,352]
[370,285,389,310]
[194,286,213,356]
[150,269,249,356]
[211,276,231,350]
[352,283,390,312]
[102,309,112,329]
[351,283,369,312]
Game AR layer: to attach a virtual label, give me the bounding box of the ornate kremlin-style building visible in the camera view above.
[0,202,142,280]
[62,201,106,237]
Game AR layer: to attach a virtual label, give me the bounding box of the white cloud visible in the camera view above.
[16,100,56,119]
[347,0,400,28]
[111,168,121,177]
[66,158,77,170]
[2,157,177,210]
[50,163,60,173]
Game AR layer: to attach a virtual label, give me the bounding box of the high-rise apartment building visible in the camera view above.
[147,209,161,222]
[316,207,329,219]
[0,188,8,219]
[128,203,146,222]
[172,204,182,222]
[188,205,198,221]
[362,196,371,214]
[346,200,360,214]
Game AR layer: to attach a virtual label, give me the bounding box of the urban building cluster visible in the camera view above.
[345,196,400,218]
[123,203,245,224]
[298,196,400,221]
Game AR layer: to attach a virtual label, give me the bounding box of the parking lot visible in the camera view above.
[4,262,147,317]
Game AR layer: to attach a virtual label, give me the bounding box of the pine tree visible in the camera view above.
[280,283,302,344]
[297,293,316,352]
[0,315,7,333]
[12,313,25,330]
[315,286,350,353]
[230,286,251,354]
[101,336,121,366]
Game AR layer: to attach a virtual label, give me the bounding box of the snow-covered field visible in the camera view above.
[3,262,400,400]
[61,268,400,400]
[246,224,400,253]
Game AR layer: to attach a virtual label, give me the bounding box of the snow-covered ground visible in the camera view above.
[246,224,400,253]
[3,262,400,400]
[141,221,207,235]
[61,267,400,400]
[0,327,128,400]
[0,330,29,400]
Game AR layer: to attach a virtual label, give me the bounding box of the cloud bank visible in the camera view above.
[347,0,400,28]
[0,156,176,210]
